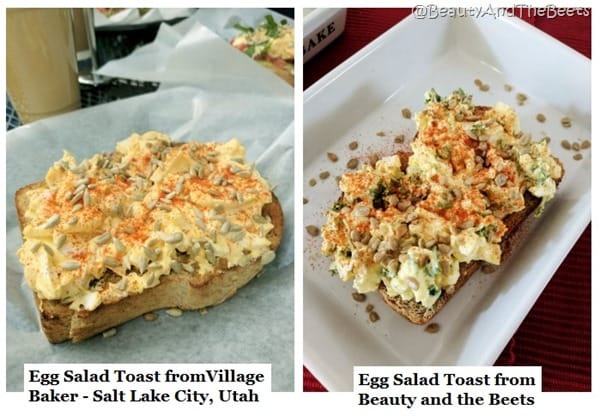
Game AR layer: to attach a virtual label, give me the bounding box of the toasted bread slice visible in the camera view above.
[15,154,284,343]
[15,132,284,343]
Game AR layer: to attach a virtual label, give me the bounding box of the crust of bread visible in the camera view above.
[376,114,564,324]
[16,181,284,343]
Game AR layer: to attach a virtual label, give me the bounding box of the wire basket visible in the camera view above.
[94,18,186,66]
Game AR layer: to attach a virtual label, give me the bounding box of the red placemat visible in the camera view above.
[304,8,591,393]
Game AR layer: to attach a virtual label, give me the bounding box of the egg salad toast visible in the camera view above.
[231,15,294,86]
[16,131,283,342]
[321,89,563,324]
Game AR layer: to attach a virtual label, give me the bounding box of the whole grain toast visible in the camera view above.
[322,96,563,325]
[15,170,283,344]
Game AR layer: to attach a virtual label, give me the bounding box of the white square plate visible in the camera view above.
[303,14,590,391]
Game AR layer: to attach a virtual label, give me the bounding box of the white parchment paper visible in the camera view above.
[96,8,293,96]
[6,85,294,390]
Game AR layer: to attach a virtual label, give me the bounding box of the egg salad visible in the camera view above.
[231,15,294,84]
[321,89,563,308]
[17,132,276,311]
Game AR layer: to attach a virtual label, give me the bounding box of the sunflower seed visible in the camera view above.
[74,183,87,195]
[102,328,117,338]
[192,206,203,219]
[148,263,163,270]
[144,246,157,260]
[170,260,183,273]
[54,234,66,249]
[166,308,183,317]
[67,216,79,226]
[182,263,194,273]
[143,312,157,321]
[113,238,126,253]
[261,250,276,265]
[305,226,320,237]
[230,231,245,242]
[42,214,60,229]
[229,224,243,232]
[195,218,208,231]
[95,232,112,245]
[30,242,42,253]
[327,152,339,162]
[212,174,224,186]
[425,323,440,333]
[117,277,128,291]
[458,219,474,229]
[139,256,149,274]
[204,243,216,264]
[353,206,371,217]
[253,214,267,224]
[162,232,183,244]
[220,221,231,234]
[75,177,89,187]
[43,244,54,256]
[103,257,120,268]
[346,158,359,169]
[83,189,91,207]
[61,260,80,270]
[369,311,380,322]
[495,173,508,187]
[352,292,366,302]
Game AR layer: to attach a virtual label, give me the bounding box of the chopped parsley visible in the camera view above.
[436,191,454,209]
[470,122,486,137]
[331,201,346,212]
[475,224,497,238]
[262,15,283,37]
[369,182,389,210]
[436,144,451,160]
[425,89,442,104]
[369,182,389,200]
[381,267,392,278]
[453,87,466,97]
[428,285,440,296]
[234,22,254,33]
